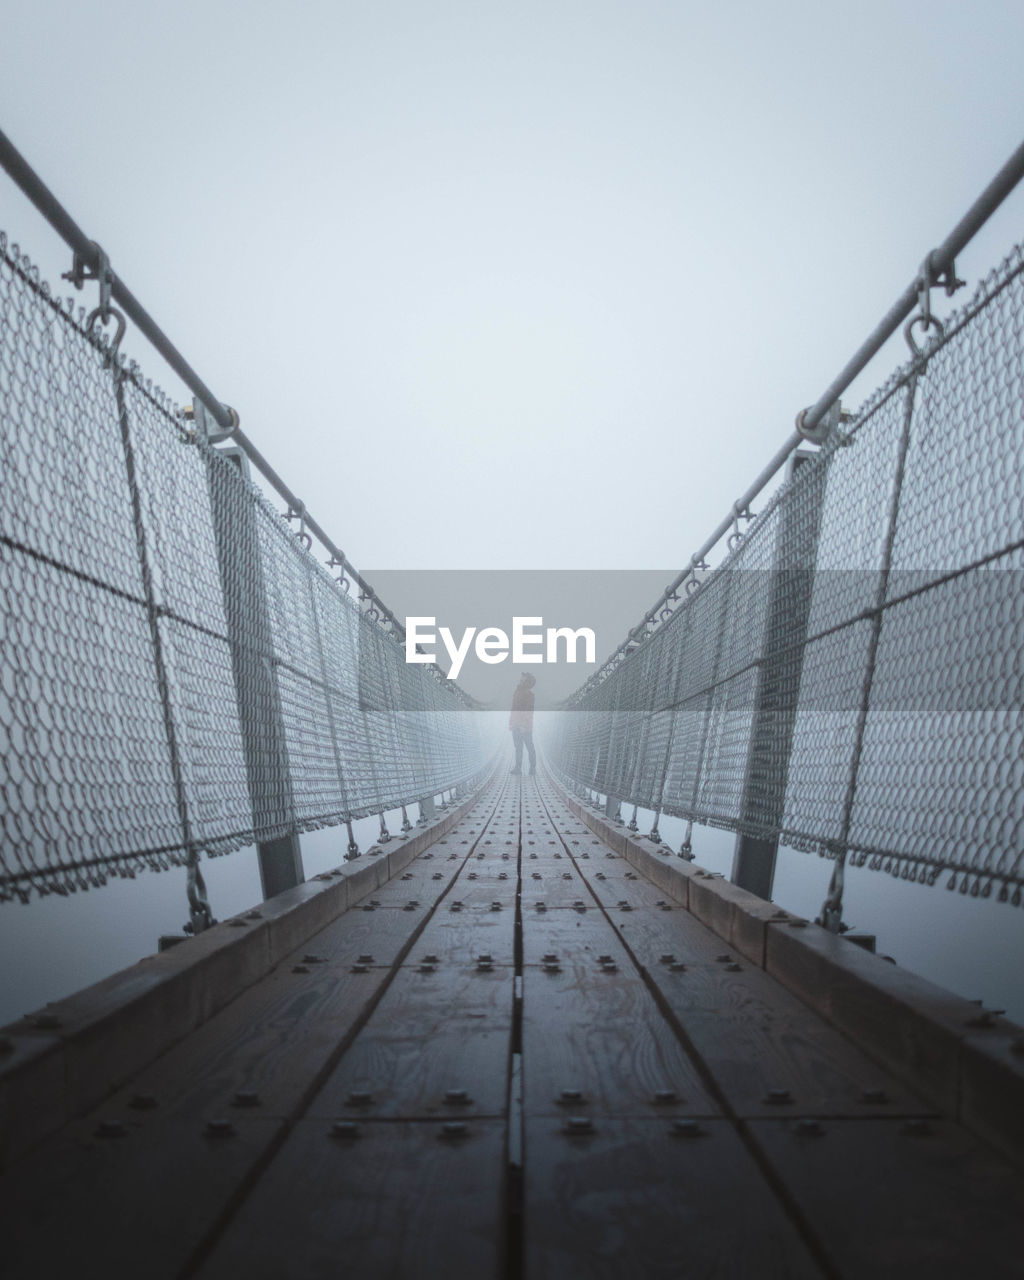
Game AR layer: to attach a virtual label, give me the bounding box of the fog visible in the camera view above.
[1,1,1023,1023]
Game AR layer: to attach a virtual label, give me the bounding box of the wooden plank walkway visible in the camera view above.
[2,772,1024,1279]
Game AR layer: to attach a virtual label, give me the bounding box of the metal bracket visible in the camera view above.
[187,397,239,445]
[796,398,851,445]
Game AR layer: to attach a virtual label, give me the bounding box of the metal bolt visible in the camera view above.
[660,954,676,965]
[653,1090,678,1105]
[444,1089,471,1106]
[361,905,375,912]
[233,1091,261,1108]
[292,965,310,974]
[564,1116,594,1135]
[596,872,606,880]
[129,1093,157,1110]
[543,962,561,974]
[725,963,743,972]
[302,955,324,965]
[96,1120,126,1139]
[357,955,374,965]
[476,958,493,971]
[423,955,439,964]
[418,964,435,974]
[330,1121,360,1139]
[716,954,732,963]
[795,1118,824,1137]
[351,964,369,973]
[764,1089,793,1105]
[670,962,687,973]
[558,1089,585,1104]
[478,953,493,963]
[433,873,443,881]
[535,903,547,912]
[439,1121,469,1139]
[205,1119,236,1138]
[597,955,613,964]
[861,1089,889,1105]
[490,902,502,912]
[562,873,572,881]
[542,953,559,963]
[345,1091,373,1108]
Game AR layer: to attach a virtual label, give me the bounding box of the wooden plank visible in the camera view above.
[195,1119,507,1280]
[308,962,514,1119]
[521,960,717,1117]
[0,1110,283,1280]
[747,1118,1024,1280]
[649,961,932,1117]
[412,910,516,966]
[522,906,618,964]
[523,1117,823,1280]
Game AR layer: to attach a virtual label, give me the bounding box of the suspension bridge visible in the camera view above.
[2,128,1024,1277]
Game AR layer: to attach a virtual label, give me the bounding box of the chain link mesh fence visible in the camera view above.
[0,231,489,903]
[551,236,1024,904]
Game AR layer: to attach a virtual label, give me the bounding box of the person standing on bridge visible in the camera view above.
[509,672,537,775]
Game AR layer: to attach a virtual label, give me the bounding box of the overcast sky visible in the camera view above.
[2,0,1023,583]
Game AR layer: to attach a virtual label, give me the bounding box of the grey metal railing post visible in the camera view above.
[731,450,825,900]
[198,405,303,897]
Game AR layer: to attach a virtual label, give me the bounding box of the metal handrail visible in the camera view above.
[0,125,413,648]
[568,137,1024,703]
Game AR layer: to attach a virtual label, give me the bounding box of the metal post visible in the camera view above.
[200,409,303,897]
[731,450,825,900]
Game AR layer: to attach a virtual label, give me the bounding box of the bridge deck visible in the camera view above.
[3,774,1024,1279]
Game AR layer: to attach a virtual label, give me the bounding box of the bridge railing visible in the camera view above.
[0,217,488,915]
[550,152,1024,919]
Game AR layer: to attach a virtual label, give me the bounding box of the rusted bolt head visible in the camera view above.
[205,1119,236,1138]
